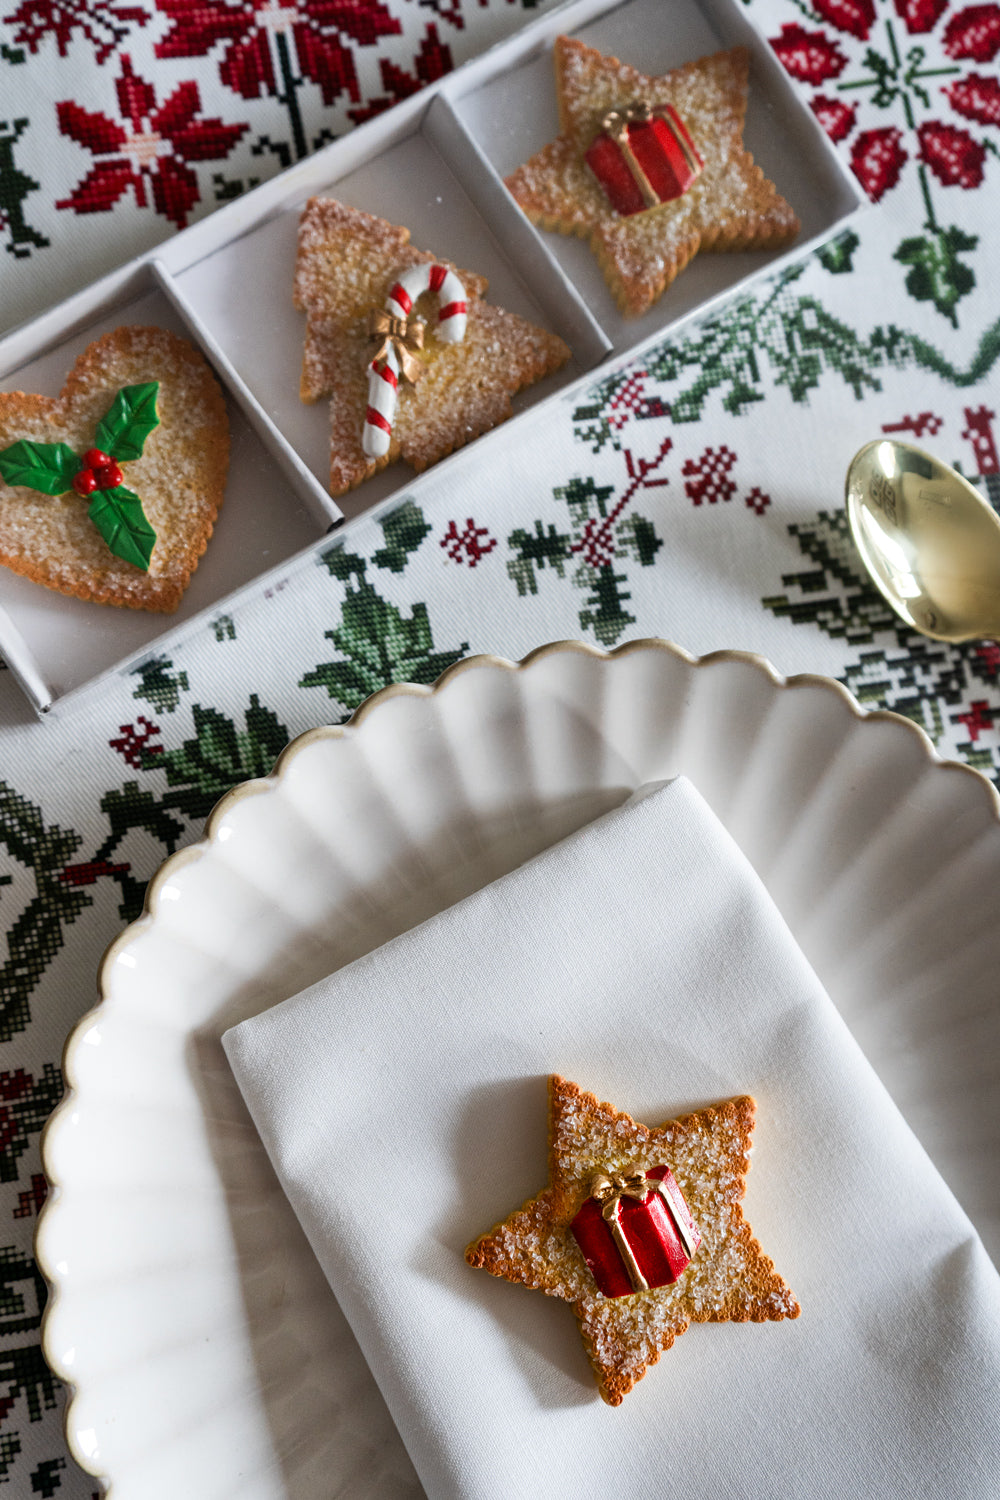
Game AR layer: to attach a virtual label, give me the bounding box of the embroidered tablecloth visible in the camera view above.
[1,0,998,1493]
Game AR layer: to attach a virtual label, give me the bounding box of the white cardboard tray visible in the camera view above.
[0,0,864,716]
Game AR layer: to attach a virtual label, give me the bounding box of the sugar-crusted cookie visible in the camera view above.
[0,326,229,612]
[505,38,800,316]
[293,197,571,495]
[466,1075,799,1405]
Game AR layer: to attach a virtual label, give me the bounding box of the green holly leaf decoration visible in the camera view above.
[0,439,80,494]
[87,485,157,570]
[95,382,160,461]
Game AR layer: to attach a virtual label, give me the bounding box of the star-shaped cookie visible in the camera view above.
[466,1076,799,1405]
[293,198,570,495]
[505,38,800,316]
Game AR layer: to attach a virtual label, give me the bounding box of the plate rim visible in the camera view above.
[35,634,1000,1489]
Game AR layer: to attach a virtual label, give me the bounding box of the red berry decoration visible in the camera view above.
[815,0,875,41]
[72,467,98,497]
[98,460,125,489]
[84,447,112,471]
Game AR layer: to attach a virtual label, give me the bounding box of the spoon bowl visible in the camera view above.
[846,438,1000,643]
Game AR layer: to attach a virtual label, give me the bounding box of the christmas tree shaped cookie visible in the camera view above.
[293,197,571,495]
[467,1076,799,1405]
[0,327,229,612]
[505,38,799,316]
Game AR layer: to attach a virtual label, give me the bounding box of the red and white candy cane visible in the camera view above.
[363,263,468,459]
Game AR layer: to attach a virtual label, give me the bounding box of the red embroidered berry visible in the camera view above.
[815,0,875,41]
[895,0,948,33]
[97,460,125,489]
[72,467,98,497]
[946,74,1000,126]
[811,94,857,142]
[918,121,986,187]
[851,126,908,201]
[943,3,1000,60]
[770,23,849,83]
[84,447,112,471]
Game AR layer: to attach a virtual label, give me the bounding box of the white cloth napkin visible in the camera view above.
[223,778,1000,1499]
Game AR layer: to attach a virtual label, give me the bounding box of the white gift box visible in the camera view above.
[0,0,864,714]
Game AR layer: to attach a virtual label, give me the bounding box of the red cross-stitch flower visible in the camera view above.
[2,0,147,64]
[155,0,401,107]
[440,518,497,567]
[745,487,771,517]
[109,715,164,768]
[56,55,249,229]
[956,699,995,740]
[682,447,738,507]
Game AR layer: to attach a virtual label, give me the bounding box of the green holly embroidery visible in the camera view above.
[0,382,160,570]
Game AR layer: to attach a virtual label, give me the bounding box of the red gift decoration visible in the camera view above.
[571,1164,701,1298]
[584,102,704,217]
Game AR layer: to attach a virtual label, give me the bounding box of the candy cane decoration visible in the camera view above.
[363,263,468,459]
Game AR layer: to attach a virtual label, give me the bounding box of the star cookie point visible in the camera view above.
[505,38,800,316]
[466,1075,799,1405]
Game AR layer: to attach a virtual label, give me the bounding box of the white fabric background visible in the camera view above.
[224,778,1000,1499]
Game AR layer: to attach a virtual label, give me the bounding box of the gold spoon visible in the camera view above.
[845,439,1000,643]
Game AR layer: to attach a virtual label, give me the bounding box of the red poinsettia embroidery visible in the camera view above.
[154,0,401,107]
[850,126,908,200]
[347,23,453,124]
[946,72,1000,123]
[942,3,1000,59]
[3,0,147,64]
[56,55,249,229]
[918,120,987,186]
[770,23,849,83]
[811,94,857,140]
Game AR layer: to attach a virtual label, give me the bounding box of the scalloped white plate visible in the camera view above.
[38,640,1000,1499]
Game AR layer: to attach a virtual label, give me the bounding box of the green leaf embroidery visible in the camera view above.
[0,439,80,494]
[95,382,160,461]
[87,485,157,570]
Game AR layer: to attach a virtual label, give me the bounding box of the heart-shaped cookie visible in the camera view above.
[0,326,229,612]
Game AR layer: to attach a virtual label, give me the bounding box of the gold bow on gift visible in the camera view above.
[367,310,426,383]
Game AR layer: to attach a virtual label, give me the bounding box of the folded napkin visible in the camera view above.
[224,778,1000,1499]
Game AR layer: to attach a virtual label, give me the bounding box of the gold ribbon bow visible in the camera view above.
[367,309,426,384]
[590,1169,651,1214]
[600,101,654,143]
